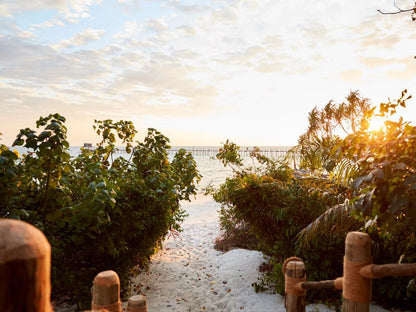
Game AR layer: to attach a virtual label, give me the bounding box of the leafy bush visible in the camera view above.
[287,91,372,174]
[212,144,351,303]
[213,91,416,309]
[300,91,416,308]
[0,114,201,309]
[336,91,416,308]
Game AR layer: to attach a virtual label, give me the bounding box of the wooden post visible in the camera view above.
[127,295,147,312]
[283,257,306,312]
[0,219,53,312]
[342,232,372,312]
[91,270,122,312]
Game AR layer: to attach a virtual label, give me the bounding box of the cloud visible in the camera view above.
[113,60,216,96]
[169,2,209,14]
[360,56,395,68]
[298,22,328,40]
[340,70,363,82]
[0,0,68,16]
[255,62,285,73]
[353,14,409,53]
[52,28,105,49]
[105,57,219,117]
[0,18,22,35]
[172,49,198,60]
[0,36,110,83]
[0,35,50,63]
[2,0,416,146]
[0,0,100,23]
[18,31,36,39]
[386,57,416,80]
[143,18,169,32]
[360,33,401,49]
[210,43,291,74]
[115,20,140,39]
[262,35,283,47]
[175,25,198,37]
[210,7,238,23]
[31,19,65,28]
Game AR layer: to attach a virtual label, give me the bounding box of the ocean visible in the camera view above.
[70,146,237,191]
[10,145,293,192]
[69,146,292,191]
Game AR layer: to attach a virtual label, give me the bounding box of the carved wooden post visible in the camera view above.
[0,219,53,312]
[342,232,372,312]
[127,295,148,312]
[91,270,122,312]
[283,257,306,312]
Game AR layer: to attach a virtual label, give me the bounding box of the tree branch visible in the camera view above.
[378,0,416,15]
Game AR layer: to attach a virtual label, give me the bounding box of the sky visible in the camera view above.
[1,0,416,147]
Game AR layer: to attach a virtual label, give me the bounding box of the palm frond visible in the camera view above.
[330,158,360,186]
[296,201,357,248]
[296,190,374,248]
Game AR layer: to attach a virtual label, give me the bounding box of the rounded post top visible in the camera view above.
[345,231,372,263]
[128,295,146,307]
[286,261,305,270]
[0,219,51,263]
[346,231,371,244]
[93,270,120,287]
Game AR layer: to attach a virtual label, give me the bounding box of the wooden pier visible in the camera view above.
[168,146,294,158]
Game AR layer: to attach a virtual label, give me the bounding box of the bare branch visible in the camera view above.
[378,0,416,15]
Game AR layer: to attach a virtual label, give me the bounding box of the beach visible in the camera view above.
[130,194,283,311]
[129,194,392,312]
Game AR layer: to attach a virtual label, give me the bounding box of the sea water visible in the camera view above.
[72,146,293,191]
[10,146,291,192]
[68,147,236,191]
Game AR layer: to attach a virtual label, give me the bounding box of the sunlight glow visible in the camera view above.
[368,116,386,133]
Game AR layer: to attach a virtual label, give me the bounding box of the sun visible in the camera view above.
[367,116,386,132]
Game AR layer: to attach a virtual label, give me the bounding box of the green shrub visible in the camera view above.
[334,91,416,308]
[213,91,416,309]
[212,144,351,304]
[0,114,201,309]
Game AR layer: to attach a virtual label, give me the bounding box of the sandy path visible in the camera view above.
[129,195,334,312]
[54,195,395,312]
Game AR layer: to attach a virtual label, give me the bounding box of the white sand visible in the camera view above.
[130,195,392,312]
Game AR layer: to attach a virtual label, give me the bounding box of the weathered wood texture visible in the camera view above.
[127,295,148,312]
[342,231,372,312]
[360,263,416,279]
[298,279,337,291]
[284,259,306,312]
[0,219,53,312]
[284,231,416,312]
[91,270,122,312]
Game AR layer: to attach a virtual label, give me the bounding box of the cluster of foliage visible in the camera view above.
[338,91,415,305]
[0,114,201,309]
[212,91,416,309]
[288,91,372,173]
[298,91,416,307]
[213,144,353,303]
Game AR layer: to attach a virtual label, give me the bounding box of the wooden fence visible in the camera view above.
[3,220,414,312]
[0,219,147,312]
[283,231,416,312]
